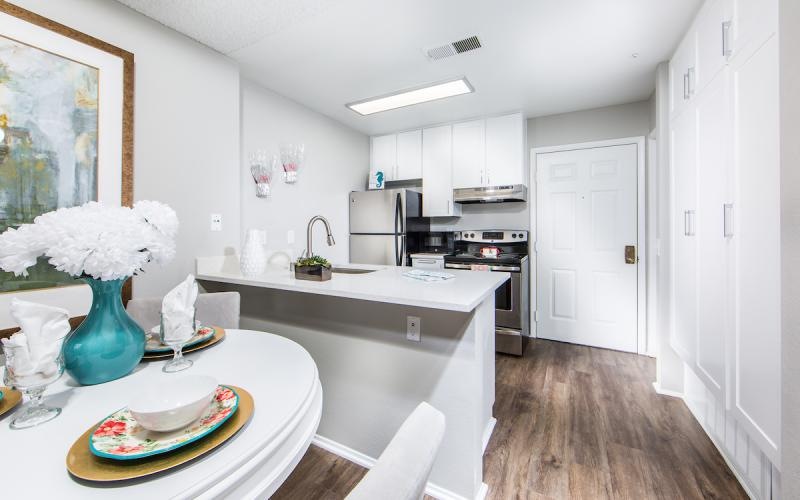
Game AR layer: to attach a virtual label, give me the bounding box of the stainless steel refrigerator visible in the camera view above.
[349,189,430,266]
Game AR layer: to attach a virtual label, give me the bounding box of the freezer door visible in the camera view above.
[349,189,406,234]
[350,234,406,266]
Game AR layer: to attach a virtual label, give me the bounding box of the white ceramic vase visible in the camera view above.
[240,229,267,276]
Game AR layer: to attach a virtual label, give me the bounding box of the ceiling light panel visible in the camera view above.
[346,78,474,115]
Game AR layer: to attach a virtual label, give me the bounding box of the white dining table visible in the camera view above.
[0,329,323,499]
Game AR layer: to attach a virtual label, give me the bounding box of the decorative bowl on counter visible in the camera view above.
[294,255,332,282]
[128,375,218,432]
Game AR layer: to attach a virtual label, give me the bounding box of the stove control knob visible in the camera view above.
[512,233,517,238]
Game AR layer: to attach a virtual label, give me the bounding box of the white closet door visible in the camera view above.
[695,70,730,397]
[670,107,698,364]
[536,144,639,352]
[730,34,780,464]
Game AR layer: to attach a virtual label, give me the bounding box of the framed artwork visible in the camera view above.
[0,1,133,331]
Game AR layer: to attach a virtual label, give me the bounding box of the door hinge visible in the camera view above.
[533,241,539,253]
[533,310,539,322]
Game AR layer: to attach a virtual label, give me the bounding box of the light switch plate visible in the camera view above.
[210,213,222,231]
[406,316,421,342]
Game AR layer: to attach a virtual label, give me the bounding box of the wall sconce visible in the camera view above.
[280,143,304,184]
[249,150,277,198]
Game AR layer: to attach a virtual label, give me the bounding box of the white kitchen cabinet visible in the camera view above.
[452,120,485,189]
[694,69,730,399]
[371,134,397,181]
[669,30,696,119]
[695,0,729,93]
[485,113,525,186]
[670,105,697,366]
[729,33,780,464]
[668,0,780,468]
[422,125,460,217]
[396,130,422,180]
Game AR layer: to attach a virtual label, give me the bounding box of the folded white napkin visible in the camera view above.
[403,269,455,282]
[1,299,70,383]
[161,274,198,344]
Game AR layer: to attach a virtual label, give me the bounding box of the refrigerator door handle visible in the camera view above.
[394,194,401,265]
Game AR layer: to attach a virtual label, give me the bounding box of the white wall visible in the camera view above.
[240,79,368,264]
[10,0,242,300]
[431,100,652,232]
[781,0,800,496]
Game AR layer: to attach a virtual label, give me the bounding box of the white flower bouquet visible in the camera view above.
[0,201,178,281]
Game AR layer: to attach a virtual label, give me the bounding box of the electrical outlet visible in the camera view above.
[210,214,222,231]
[406,316,421,342]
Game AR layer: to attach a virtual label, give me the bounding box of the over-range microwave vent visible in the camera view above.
[425,35,482,61]
[454,184,527,204]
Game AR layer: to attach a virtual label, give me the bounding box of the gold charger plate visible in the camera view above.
[141,327,226,361]
[0,387,22,418]
[66,385,254,482]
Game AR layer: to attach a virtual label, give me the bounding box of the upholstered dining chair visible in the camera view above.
[345,402,446,500]
[126,291,240,330]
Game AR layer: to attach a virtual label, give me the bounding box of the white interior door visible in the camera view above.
[536,144,639,352]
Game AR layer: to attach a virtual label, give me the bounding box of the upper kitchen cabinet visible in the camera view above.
[422,125,460,217]
[451,112,526,190]
[485,113,525,186]
[452,120,485,189]
[370,130,422,181]
[370,134,397,181]
[669,29,696,119]
[396,130,423,180]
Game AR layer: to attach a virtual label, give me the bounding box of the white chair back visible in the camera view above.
[345,402,446,500]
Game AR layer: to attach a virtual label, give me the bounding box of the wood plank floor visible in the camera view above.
[273,339,748,499]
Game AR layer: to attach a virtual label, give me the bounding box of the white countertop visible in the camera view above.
[196,256,509,312]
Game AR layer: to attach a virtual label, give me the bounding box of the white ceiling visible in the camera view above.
[117,0,701,135]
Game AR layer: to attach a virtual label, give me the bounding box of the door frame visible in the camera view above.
[531,136,647,355]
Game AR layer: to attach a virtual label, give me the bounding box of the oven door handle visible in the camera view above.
[445,263,521,272]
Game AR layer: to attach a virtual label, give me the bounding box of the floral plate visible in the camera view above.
[89,385,239,460]
[145,325,216,353]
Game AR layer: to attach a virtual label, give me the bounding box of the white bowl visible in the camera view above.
[129,375,218,432]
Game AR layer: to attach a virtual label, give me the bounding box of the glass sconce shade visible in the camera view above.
[250,150,277,197]
[280,143,304,184]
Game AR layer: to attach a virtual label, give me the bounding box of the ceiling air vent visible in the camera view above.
[425,35,482,61]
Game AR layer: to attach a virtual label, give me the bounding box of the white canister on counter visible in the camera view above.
[240,229,268,276]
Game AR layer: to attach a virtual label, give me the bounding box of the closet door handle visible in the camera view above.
[724,204,734,238]
[722,21,732,58]
[684,210,696,236]
[683,73,690,100]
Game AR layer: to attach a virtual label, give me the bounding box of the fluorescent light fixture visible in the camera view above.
[346,77,474,115]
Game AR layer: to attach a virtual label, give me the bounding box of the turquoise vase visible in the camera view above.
[63,278,145,385]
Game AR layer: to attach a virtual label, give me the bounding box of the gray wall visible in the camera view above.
[431,100,653,232]
[781,0,800,495]
[12,0,243,299]
[240,80,369,264]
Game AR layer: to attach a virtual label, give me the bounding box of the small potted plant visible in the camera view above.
[294,255,332,282]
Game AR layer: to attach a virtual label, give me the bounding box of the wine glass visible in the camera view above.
[159,312,196,373]
[2,334,67,429]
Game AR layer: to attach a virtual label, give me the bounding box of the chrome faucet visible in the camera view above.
[306,215,335,257]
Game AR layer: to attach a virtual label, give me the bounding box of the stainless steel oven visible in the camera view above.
[444,230,530,355]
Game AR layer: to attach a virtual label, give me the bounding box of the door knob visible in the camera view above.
[625,245,636,264]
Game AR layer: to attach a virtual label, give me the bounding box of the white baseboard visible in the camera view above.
[652,381,684,399]
[482,417,497,454]
[311,434,485,500]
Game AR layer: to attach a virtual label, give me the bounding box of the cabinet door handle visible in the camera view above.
[683,73,690,100]
[687,67,696,96]
[684,210,696,236]
[724,203,734,238]
[722,21,732,58]
[447,200,451,215]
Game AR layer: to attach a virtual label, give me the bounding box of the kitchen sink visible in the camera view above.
[331,267,377,274]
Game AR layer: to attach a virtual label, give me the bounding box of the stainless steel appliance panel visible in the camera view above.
[349,234,405,266]
[350,189,421,234]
